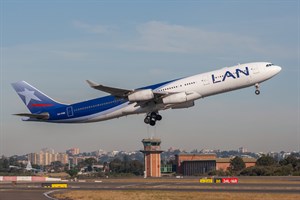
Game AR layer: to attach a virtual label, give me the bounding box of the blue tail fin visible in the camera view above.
[11,81,67,114]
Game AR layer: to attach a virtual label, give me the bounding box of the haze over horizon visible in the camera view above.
[1,1,299,156]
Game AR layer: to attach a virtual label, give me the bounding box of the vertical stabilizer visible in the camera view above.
[11,81,67,114]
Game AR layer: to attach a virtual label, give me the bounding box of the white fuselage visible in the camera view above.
[85,62,281,123]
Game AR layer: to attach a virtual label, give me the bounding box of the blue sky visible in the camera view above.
[0,0,299,156]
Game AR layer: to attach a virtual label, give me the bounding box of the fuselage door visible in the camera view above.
[67,106,74,117]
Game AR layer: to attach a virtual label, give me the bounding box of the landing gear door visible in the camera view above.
[67,106,74,117]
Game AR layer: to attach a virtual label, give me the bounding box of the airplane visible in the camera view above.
[9,161,40,172]
[11,62,281,126]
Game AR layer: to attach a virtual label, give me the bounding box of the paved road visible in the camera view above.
[1,177,300,200]
[0,189,50,200]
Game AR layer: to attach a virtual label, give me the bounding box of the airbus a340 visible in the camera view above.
[12,62,281,126]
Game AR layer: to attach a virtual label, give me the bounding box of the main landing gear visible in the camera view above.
[255,83,260,95]
[144,112,162,126]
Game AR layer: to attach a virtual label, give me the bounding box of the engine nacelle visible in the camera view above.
[171,101,195,109]
[162,91,201,104]
[128,89,154,102]
[162,92,187,104]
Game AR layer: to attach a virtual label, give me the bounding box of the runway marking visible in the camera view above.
[152,184,170,188]
[27,185,39,188]
[70,186,81,189]
[116,184,141,188]
[43,190,60,200]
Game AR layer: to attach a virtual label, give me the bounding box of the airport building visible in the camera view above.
[175,153,256,176]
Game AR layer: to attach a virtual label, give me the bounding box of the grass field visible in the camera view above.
[54,190,300,200]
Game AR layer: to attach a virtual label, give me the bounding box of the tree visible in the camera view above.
[0,158,9,171]
[77,157,98,171]
[67,169,79,178]
[208,169,231,176]
[230,156,246,173]
[108,157,144,176]
[109,158,122,173]
[240,166,274,176]
[280,155,298,168]
[129,160,144,176]
[84,158,98,166]
[256,155,277,166]
[123,155,130,173]
[51,161,63,171]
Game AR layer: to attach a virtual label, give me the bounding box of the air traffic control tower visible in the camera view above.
[141,138,163,178]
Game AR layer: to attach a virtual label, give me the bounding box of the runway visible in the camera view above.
[1,177,300,200]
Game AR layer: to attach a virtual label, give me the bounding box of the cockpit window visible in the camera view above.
[266,63,274,67]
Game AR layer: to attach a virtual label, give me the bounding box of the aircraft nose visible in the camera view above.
[273,65,282,74]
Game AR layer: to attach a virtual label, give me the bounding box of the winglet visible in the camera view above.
[86,80,99,88]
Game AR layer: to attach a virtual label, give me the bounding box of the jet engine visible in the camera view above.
[162,92,187,104]
[162,91,201,104]
[128,89,154,102]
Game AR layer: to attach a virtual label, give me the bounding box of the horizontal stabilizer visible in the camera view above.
[14,113,49,120]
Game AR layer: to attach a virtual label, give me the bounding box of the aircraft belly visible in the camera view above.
[121,103,148,114]
[87,110,124,122]
[86,104,146,122]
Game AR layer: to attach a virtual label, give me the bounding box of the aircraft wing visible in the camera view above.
[86,80,132,97]
[87,80,178,103]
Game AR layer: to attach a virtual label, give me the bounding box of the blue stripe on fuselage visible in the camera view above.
[138,79,179,90]
[47,79,178,121]
[48,96,126,120]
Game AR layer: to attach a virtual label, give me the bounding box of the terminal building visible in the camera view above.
[175,153,256,176]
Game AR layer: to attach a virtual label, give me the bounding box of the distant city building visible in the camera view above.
[41,148,54,154]
[56,153,69,164]
[108,151,119,157]
[69,157,84,166]
[28,153,38,165]
[167,147,176,152]
[93,149,107,157]
[199,149,215,154]
[238,147,248,153]
[66,148,80,156]
[27,149,69,166]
